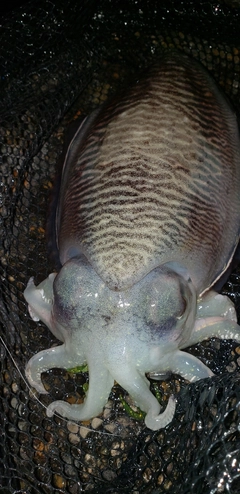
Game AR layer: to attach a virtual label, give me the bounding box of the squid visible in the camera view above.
[24,51,240,430]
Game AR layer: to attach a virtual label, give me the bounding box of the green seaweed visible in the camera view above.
[67,364,88,373]
[120,383,164,421]
[83,382,89,393]
[120,395,146,421]
[152,383,164,405]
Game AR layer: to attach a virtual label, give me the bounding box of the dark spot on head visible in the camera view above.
[148,316,177,337]
[102,315,111,323]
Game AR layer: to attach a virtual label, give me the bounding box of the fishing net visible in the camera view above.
[1,0,240,492]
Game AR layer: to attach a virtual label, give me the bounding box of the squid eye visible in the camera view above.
[52,258,105,326]
[146,291,187,333]
[137,266,194,341]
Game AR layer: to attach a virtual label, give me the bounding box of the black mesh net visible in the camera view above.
[1,1,240,492]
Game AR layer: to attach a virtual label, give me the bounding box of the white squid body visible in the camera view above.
[24,51,240,430]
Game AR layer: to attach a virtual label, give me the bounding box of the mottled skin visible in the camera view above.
[24,52,240,430]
